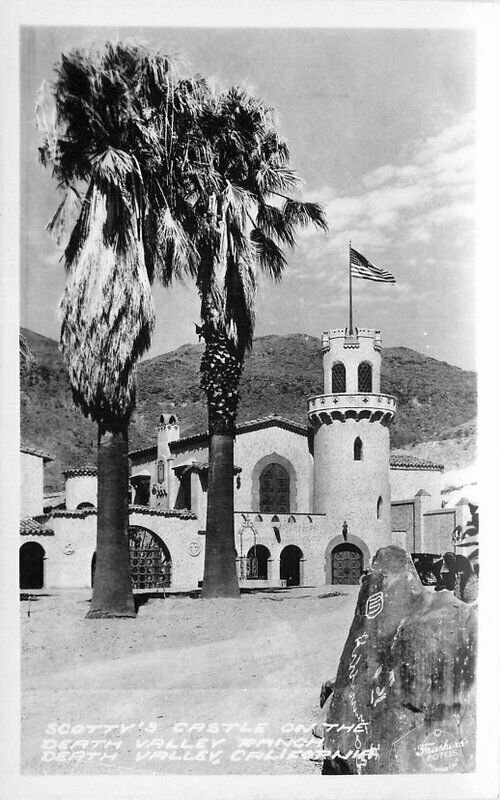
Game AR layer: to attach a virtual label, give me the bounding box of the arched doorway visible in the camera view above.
[332,543,363,585]
[128,526,172,589]
[280,545,303,587]
[19,542,45,589]
[246,544,271,580]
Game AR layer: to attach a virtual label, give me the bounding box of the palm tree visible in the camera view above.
[188,88,328,598]
[19,333,35,378]
[36,42,190,617]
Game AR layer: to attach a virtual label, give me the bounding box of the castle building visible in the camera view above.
[19,325,470,592]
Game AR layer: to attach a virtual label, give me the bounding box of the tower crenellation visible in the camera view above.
[321,327,382,394]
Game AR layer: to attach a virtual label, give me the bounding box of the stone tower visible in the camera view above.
[308,327,396,567]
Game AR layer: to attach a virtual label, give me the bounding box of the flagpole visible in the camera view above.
[348,240,353,335]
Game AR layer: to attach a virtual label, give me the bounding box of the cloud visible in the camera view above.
[303,111,475,263]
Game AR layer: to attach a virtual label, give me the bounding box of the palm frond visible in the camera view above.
[256,203,296,248]
[46,183,82,245]
[282,198,329,233]
[19,333,34,368]
[255,162,298,195]
[154,202,199,284]
[250,228,287,280]
[224,255,256,355]
[59,189,155,423]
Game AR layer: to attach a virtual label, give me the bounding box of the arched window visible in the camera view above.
[354,437,363,461]
[358,362,373,393]
[331,362,346,393]
[377,496,383,519]
[260,463,290,513]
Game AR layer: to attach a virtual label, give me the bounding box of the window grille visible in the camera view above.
[358,362,373,393]
[331,362,346,393]
[260,463,290,512]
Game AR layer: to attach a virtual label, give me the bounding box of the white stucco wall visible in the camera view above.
[65,475,97,510]
[21,452,44,518]
[47,513,97,588]
[389,467,443,507]
[234,426,311,513]
[312,417,392,555]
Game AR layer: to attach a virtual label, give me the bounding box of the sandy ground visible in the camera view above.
[21,585,359,776]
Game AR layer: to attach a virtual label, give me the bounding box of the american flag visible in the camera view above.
[350,247,396,283]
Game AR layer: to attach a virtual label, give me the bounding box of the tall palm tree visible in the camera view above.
[189,88,328,598]
[36,42,194,617]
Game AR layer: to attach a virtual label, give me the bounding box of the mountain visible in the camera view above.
[20,328,477,493]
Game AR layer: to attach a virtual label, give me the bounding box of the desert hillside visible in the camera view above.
[20,328,477,492]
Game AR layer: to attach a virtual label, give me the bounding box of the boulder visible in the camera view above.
[319,546,476,774]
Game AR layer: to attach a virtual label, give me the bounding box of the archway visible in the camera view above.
[246,544,271,580]
[280,545,303,587]
[128,526,172,589]
[331,543,363,585]
[19,542,45,589]
[251,453,297,513]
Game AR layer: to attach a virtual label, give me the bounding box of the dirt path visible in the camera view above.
[21,586,358,775]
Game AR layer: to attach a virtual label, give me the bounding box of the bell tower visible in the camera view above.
[308,327,396,559]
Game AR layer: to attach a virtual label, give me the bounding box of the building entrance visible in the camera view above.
[91,527,172,590]
[280,545,303,587]
[19,542,45,589]
[332,543,363,584]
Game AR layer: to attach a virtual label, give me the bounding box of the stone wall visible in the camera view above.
[392,496,471,555]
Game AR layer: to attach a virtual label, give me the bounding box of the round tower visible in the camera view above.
[308,327,396,572]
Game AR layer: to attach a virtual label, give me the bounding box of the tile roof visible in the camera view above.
[49,506,197,520]
[51,507,97,519]
[20,518,54,536]
[21,446,54,462]
[389,454,443,471]
[129,415,307,459]
[62,466,97,477]
[173,461,242,475]
[129,505,197,520]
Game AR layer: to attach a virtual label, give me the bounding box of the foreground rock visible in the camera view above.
[319,546,476,775]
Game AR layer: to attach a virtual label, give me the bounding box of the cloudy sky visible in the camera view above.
[20,25,476,369]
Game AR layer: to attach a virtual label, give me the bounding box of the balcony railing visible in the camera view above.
[308,393,396,424]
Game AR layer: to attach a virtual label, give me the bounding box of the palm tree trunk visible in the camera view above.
[87,419,136,618]
[201,428,240,598]
[200,325,241,598]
